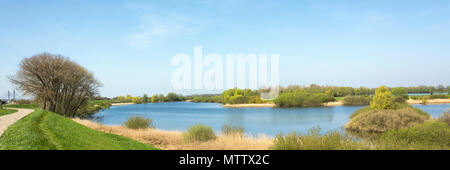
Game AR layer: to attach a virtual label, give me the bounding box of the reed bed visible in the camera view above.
[72,118,272,150]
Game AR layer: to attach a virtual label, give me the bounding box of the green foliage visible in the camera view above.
[124,116,154,129]
[183,124,216,142]
[377,121,450,150]
[166,93,183,101]
[334,97,345,101]
[428,94,450,99]
[114,93,185,104]
[346,107,430,132]
[0,109,158,150]
[191,95,223,103]
[222,124,244,136]
[325,90,336,102]
[151,94,165,103]
[272,127,367,150]
[370,86,395,109]
[222,89,264,104]
[391,87,409,99]
[274,89,335,107]
[143,94,149,103]
[343,95,371,106]
[271,123,450,150]
[77,100,112,118]
[131,97,143,104]
[392,96,406,104]
[438,111,450,126]
[421,96,430,105]
[406,85,446,94]
[410,94,450,100]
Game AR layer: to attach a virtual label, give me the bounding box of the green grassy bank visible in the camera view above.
[0,108,159,150]
[0,109,17,116]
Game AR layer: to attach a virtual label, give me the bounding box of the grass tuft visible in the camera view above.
[272,127,368,150]
[124,116,154,129]
[377,121,450,150]
[438,111,450,126]
[183,124,216,142]
[222,124,244,136]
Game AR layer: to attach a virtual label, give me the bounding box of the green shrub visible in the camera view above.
[343,95,371,106]
[377,121,450,150]
[429,94,450,99]
[391,87,409,99]
[222,89,262,104]
[183,124,216,142]
[438,111,450,126]
[123,116,154,129]
[274,91,330,107]
[77,100,112,118]
[392,96,406,104]
[272,127,367,150]
[421,96,430,105]
[222,124,244,136]
[370,86,395,109]
[346,107,430,133]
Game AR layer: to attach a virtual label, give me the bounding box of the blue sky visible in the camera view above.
[1,0,449,98]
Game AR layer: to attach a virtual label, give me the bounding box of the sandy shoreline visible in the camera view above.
[111,102,135,106]
[406,99,450,104]
[223,103,276,108]
[324,101,344,106]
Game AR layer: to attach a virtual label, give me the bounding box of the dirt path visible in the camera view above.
[0,108,34,137]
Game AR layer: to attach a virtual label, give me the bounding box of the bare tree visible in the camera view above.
[9,53,101,117]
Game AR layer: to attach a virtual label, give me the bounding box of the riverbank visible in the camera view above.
[223,99,450,108]
[73,118,273,150]
[406,99,450,104]
[323,99,450,106]
[223,103,276,108]
[111,102,135,106]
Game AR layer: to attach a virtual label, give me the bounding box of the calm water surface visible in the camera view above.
[92,102,449,136]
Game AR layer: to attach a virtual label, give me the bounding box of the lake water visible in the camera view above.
[92,102,450,136]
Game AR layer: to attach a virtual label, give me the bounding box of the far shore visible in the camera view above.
[222,99,450,108]
[223,103,276,108]
[109,98,450,108]
[325,99,450,107]
[111,102,135,106]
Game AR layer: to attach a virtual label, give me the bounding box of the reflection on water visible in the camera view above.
[91,102,449,136]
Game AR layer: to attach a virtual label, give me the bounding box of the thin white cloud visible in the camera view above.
[125,14,191,49]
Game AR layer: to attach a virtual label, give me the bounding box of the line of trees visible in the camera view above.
[9,53,101,117]
[113,93,185,104]
[222,88,265,104]
[274,90,335,107]
[186,84,448,106]
[280,84,449,97]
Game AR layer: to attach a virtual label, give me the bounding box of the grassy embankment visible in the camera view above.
[0,109,18,116]
[0,104,158,150]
